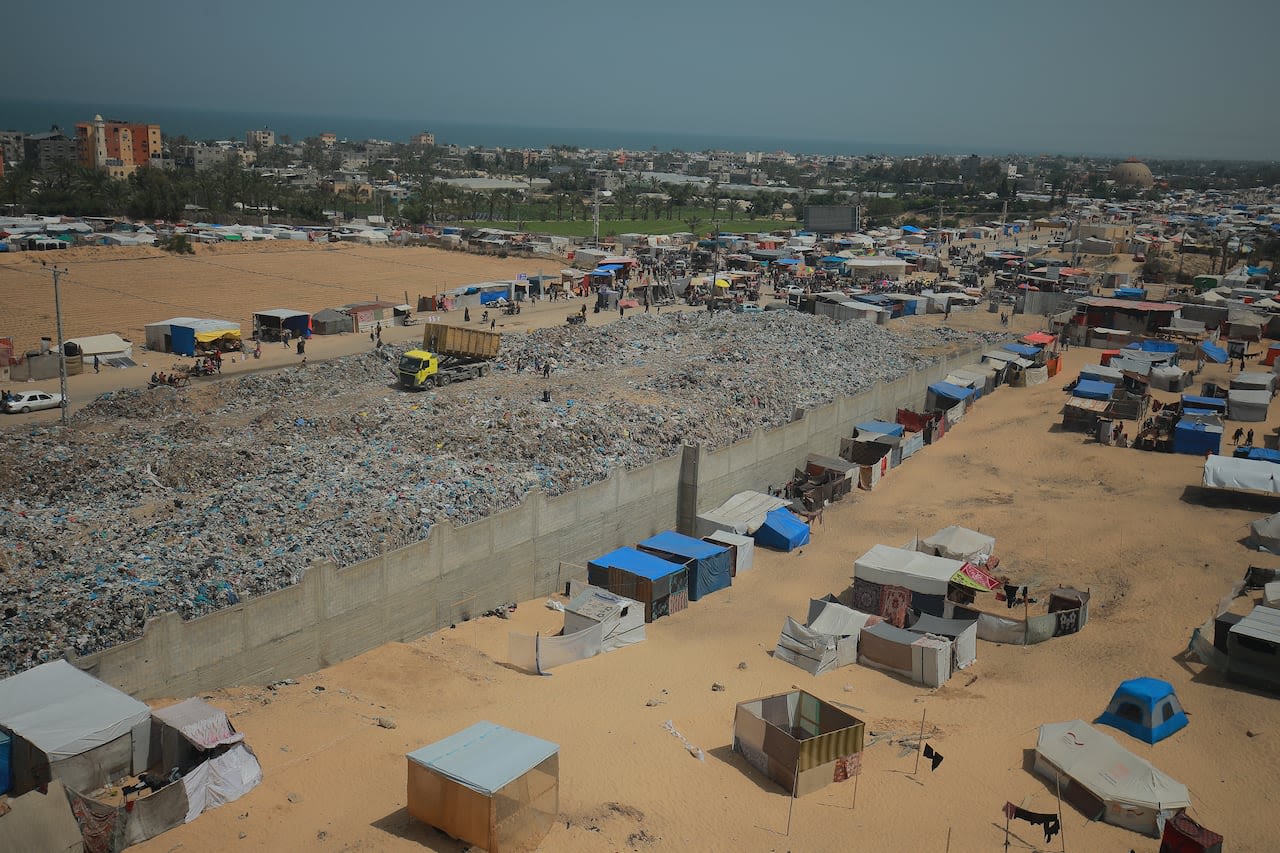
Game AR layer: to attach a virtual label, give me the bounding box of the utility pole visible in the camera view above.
[47,263,70,427]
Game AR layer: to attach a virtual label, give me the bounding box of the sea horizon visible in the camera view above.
[0,97,1183,162]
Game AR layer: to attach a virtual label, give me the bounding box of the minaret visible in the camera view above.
[93,114,108,169]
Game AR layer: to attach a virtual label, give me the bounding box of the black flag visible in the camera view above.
[922,743,943,771]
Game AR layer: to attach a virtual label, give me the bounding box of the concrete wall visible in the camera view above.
[71,343,987,699]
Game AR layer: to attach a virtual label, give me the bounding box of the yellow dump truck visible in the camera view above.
[397,325,501,389]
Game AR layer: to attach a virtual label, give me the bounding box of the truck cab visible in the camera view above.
[398,349,439,388]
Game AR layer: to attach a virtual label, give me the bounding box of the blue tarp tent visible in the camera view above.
[587,547,688,622]
[1073,379,1116,401]
[1181,394,1227,414]
[856,421,905,437]
[1235,447,1280,463]
[1002,343,1042,358]
[901,225,923,233]
[928,381,975,407]
[1125,340,1177,353]
[637,531,731,601]
[1174,421,1222,455]
[755,508,809,552]
[1200,341,1229,364]
[1114,287,1147,299]
[1096,678,1188,744]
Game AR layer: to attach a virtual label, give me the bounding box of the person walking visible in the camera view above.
[1233,427,1245,446]
[1247,429,1255,446]
[93,355,100,374]
[543,362,551,378]
[464,306,471,323]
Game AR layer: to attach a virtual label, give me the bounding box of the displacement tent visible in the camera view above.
[695,491,790,538]
[0,660,150,795]
[852,544,965,621]
[774,600,879,676]
[917,525,995,562]
[1228,389,1270,422]
[252,308,311,342]
[1203,455,1280,495]
[0,781,83,853]
[732,690,865,797]
[1033,720,1189,837]
[755,507,810,551]
[1226,604,1280,693]
[144,317,241,356]
[1248,512,1280,552]
[637,530,732,601]
[562,583,646,653]
[926,381,974,412]
[703,530,754,574]
[587,547,688,622]
[150,697,263,819]
[858,621,952,687]
[407,722,559,853]
[1073,379,1116,401]
[1096,678,1188,744]
[1173,419,1221,456]
[905,612,978,671]
[64,333,133,361]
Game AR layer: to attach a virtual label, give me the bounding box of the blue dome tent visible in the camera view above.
[1096,677,1188,744]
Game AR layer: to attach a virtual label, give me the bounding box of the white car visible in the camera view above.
[3,390,64,413]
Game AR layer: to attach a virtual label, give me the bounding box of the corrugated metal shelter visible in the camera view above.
[732,691,865,797]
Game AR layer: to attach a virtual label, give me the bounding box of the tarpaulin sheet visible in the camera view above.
[1204,455,1280,494]
[1200,341,1229,363]
[1073,379,1116,401]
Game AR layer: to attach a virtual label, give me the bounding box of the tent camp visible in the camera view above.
[1228,389,1271,422]
[637,531,732,601]
[1150,364,1191,392]
[695,491,790,538]
[562,584,646,653]
[586,547,688,623]
[1033,720,1189,836]
[732,690,865,797]
[150,697,263,817]
[1248,512,1280,552]
[1203,455,1280,495]
[0,660,150,795]
[1173,419,1221,456]
[916,525,995,562]
[852,544,965,622]
[1096,678,1188,744]
[755,507,810,551]
[143,318,241,356]
[703,530,754,575]
[407,722,559,853]
[858,620,952,687]
[905,612,978,670]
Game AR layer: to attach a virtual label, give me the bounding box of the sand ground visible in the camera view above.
[7,237,1271,852]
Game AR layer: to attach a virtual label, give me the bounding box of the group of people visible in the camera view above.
[1232,427,1257,447]
[148,371,184,387]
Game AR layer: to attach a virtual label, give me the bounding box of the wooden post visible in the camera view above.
[1055,775,1066,853]
[913,708,927,775]
[1003,810,1010,852]
[785,765,798,835]
[945,827,952,853]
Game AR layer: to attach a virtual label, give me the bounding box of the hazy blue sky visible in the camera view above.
[6,0,1277,159]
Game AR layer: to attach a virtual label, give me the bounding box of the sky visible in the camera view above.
[5,0,1278,160]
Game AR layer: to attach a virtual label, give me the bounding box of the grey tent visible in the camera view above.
[311,308,354,335]
[1249,513,1280,553]
[917,525,995,562]
[1228,389,1271,422]
[774,599,879,676]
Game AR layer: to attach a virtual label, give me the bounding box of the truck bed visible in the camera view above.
[422,325,501,360]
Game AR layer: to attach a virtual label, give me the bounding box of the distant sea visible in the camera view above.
[1,97,1008,158]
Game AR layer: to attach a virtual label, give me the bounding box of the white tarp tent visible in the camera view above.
[562,583,646,653]
[65,333,133,361]
[1232,372,1276,394]
[0,660,150,795]
[858,621,952,687]
[774,618,843,676]
[853,544,964,596]
[1203,455,1280,494]
[1033,720,1189,836]
[916,526,995,562]
[1229,389,1271,422]
[703,530,754,573]
[151,697,262,820]
[696,491,791,538]
[1249,512,1280,553]
[905,613,978,670]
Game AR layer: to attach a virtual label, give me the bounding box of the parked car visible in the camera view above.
[3,390,64,413]
[737,302,763,314]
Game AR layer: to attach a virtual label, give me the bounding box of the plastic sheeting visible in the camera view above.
[1228,389,1271,422]
[775,618,843,675]
[1203,455,1280,494]
[756,508,810,551]
[509,623,604,674]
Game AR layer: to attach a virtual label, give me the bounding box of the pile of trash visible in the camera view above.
[0,311,1000,671]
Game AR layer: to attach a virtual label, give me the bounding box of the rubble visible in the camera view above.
[0,311,999,672]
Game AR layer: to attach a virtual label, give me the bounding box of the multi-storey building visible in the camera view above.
[75,115,162,178]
